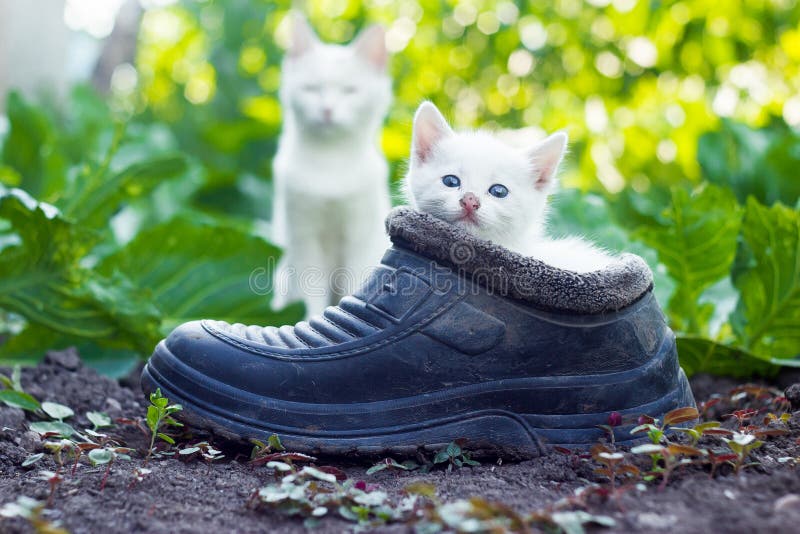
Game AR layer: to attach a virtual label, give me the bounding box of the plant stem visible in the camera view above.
[100,462,112,491]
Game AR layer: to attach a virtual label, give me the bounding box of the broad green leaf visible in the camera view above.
[88,448,114,466]
[732,199,800,361]
[699,120,800,207]
[0,323,141,378]
[268,433,284,451]
[365,464,389,475]
[0,191,162,355]
[86,411,112,429]
[57,154,188,228]
[0,92,65,201]
[634,185,742,334]
[146,405,160,433]
[41,401,74,421]
[156,432,175,445]
[28,421,75,438]
[0,390,40,411]
[676,336,786,379]
[97,216,304,333]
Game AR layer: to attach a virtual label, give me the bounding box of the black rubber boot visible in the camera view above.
[141,208,695,458]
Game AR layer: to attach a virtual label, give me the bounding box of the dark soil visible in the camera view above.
[2,350,800,533]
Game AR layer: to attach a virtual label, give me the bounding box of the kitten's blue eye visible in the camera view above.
[489,184,509,198]
[442,175,460,188]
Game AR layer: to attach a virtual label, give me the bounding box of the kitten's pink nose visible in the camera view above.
[322,108,332,121]
[460,192,480,213]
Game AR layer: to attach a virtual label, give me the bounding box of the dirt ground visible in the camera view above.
[1,350,800,533]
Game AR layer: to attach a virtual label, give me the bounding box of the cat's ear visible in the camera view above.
[352,25,388,70]
[528,132,568,191]
[412,102,452,165]
[288,12,318,58]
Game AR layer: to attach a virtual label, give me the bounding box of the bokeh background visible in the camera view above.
[0,0,798,378]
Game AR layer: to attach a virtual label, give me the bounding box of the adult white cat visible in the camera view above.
[272,13,392,317]
[404,102,613,273]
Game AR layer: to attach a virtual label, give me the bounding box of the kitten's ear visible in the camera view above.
[352,25,388,70]
[411,102,452,165]
[288,12,318,58]
[528,132,568,191]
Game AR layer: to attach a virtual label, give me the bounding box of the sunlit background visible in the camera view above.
[0,0,798,377]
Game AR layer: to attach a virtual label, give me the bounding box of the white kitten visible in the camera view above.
[404,102,613,273]
[272,13,392,317]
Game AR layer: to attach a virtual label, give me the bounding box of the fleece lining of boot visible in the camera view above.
[385,207,654,314]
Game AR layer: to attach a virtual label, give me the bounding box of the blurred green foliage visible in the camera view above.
[0,0,798,377]
[130,0,800,194]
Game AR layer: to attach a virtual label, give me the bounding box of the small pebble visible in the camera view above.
[636,512,678,529]
[44,347,81,371]
[18,430,42,452]
[784,383,800,410]
[0,406,26,433]
[775,494,800,513]
[104,397,123,414]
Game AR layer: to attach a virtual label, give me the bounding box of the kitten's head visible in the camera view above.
[280,13,391,136]
[405,102,567,249]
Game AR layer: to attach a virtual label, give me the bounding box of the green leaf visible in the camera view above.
[88,448,114,466]
[86,411,112,429]
[157,432,175,445]
[97,216,304,333]
[433,451,450,465]
[22,453,44,467]
[41,401,74,421]
[0,92,65,201]
[28,421,75,438]
[732,199,800,362]
[699,120,800,207]
[0,191,162,357]
[365,463,389,475]
[268,433,284,451]
[445,442,461,458]
[0,390,40,411]
[676,336,779,378]
[57,154,188,228]
[634,185,742,334]
[146,405,160,434]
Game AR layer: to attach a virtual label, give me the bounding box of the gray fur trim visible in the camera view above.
[385,207,654,314]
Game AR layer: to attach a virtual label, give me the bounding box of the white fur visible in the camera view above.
[272,13,392,317]
[404,102,614,273]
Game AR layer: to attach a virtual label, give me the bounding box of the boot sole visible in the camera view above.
[140,335,695,459]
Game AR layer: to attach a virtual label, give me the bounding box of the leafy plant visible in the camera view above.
[0,366,40,411]
[590,444,641,499]
[720,433,764,475]
[144,388,183,463]
[432,440,480,472]
[88,446,133,491]
[366,457,420,475]
[249,435,316,467]
[0,496,68,534]
[253,463,414,528]
[36,471,64,507]
[0,90,302,375]
[631,407,700,446]
[177,441,224,463]
[631,442,706,489]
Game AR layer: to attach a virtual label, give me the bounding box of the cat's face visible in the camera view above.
[405,102,567,249]
[280,13,391,136]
